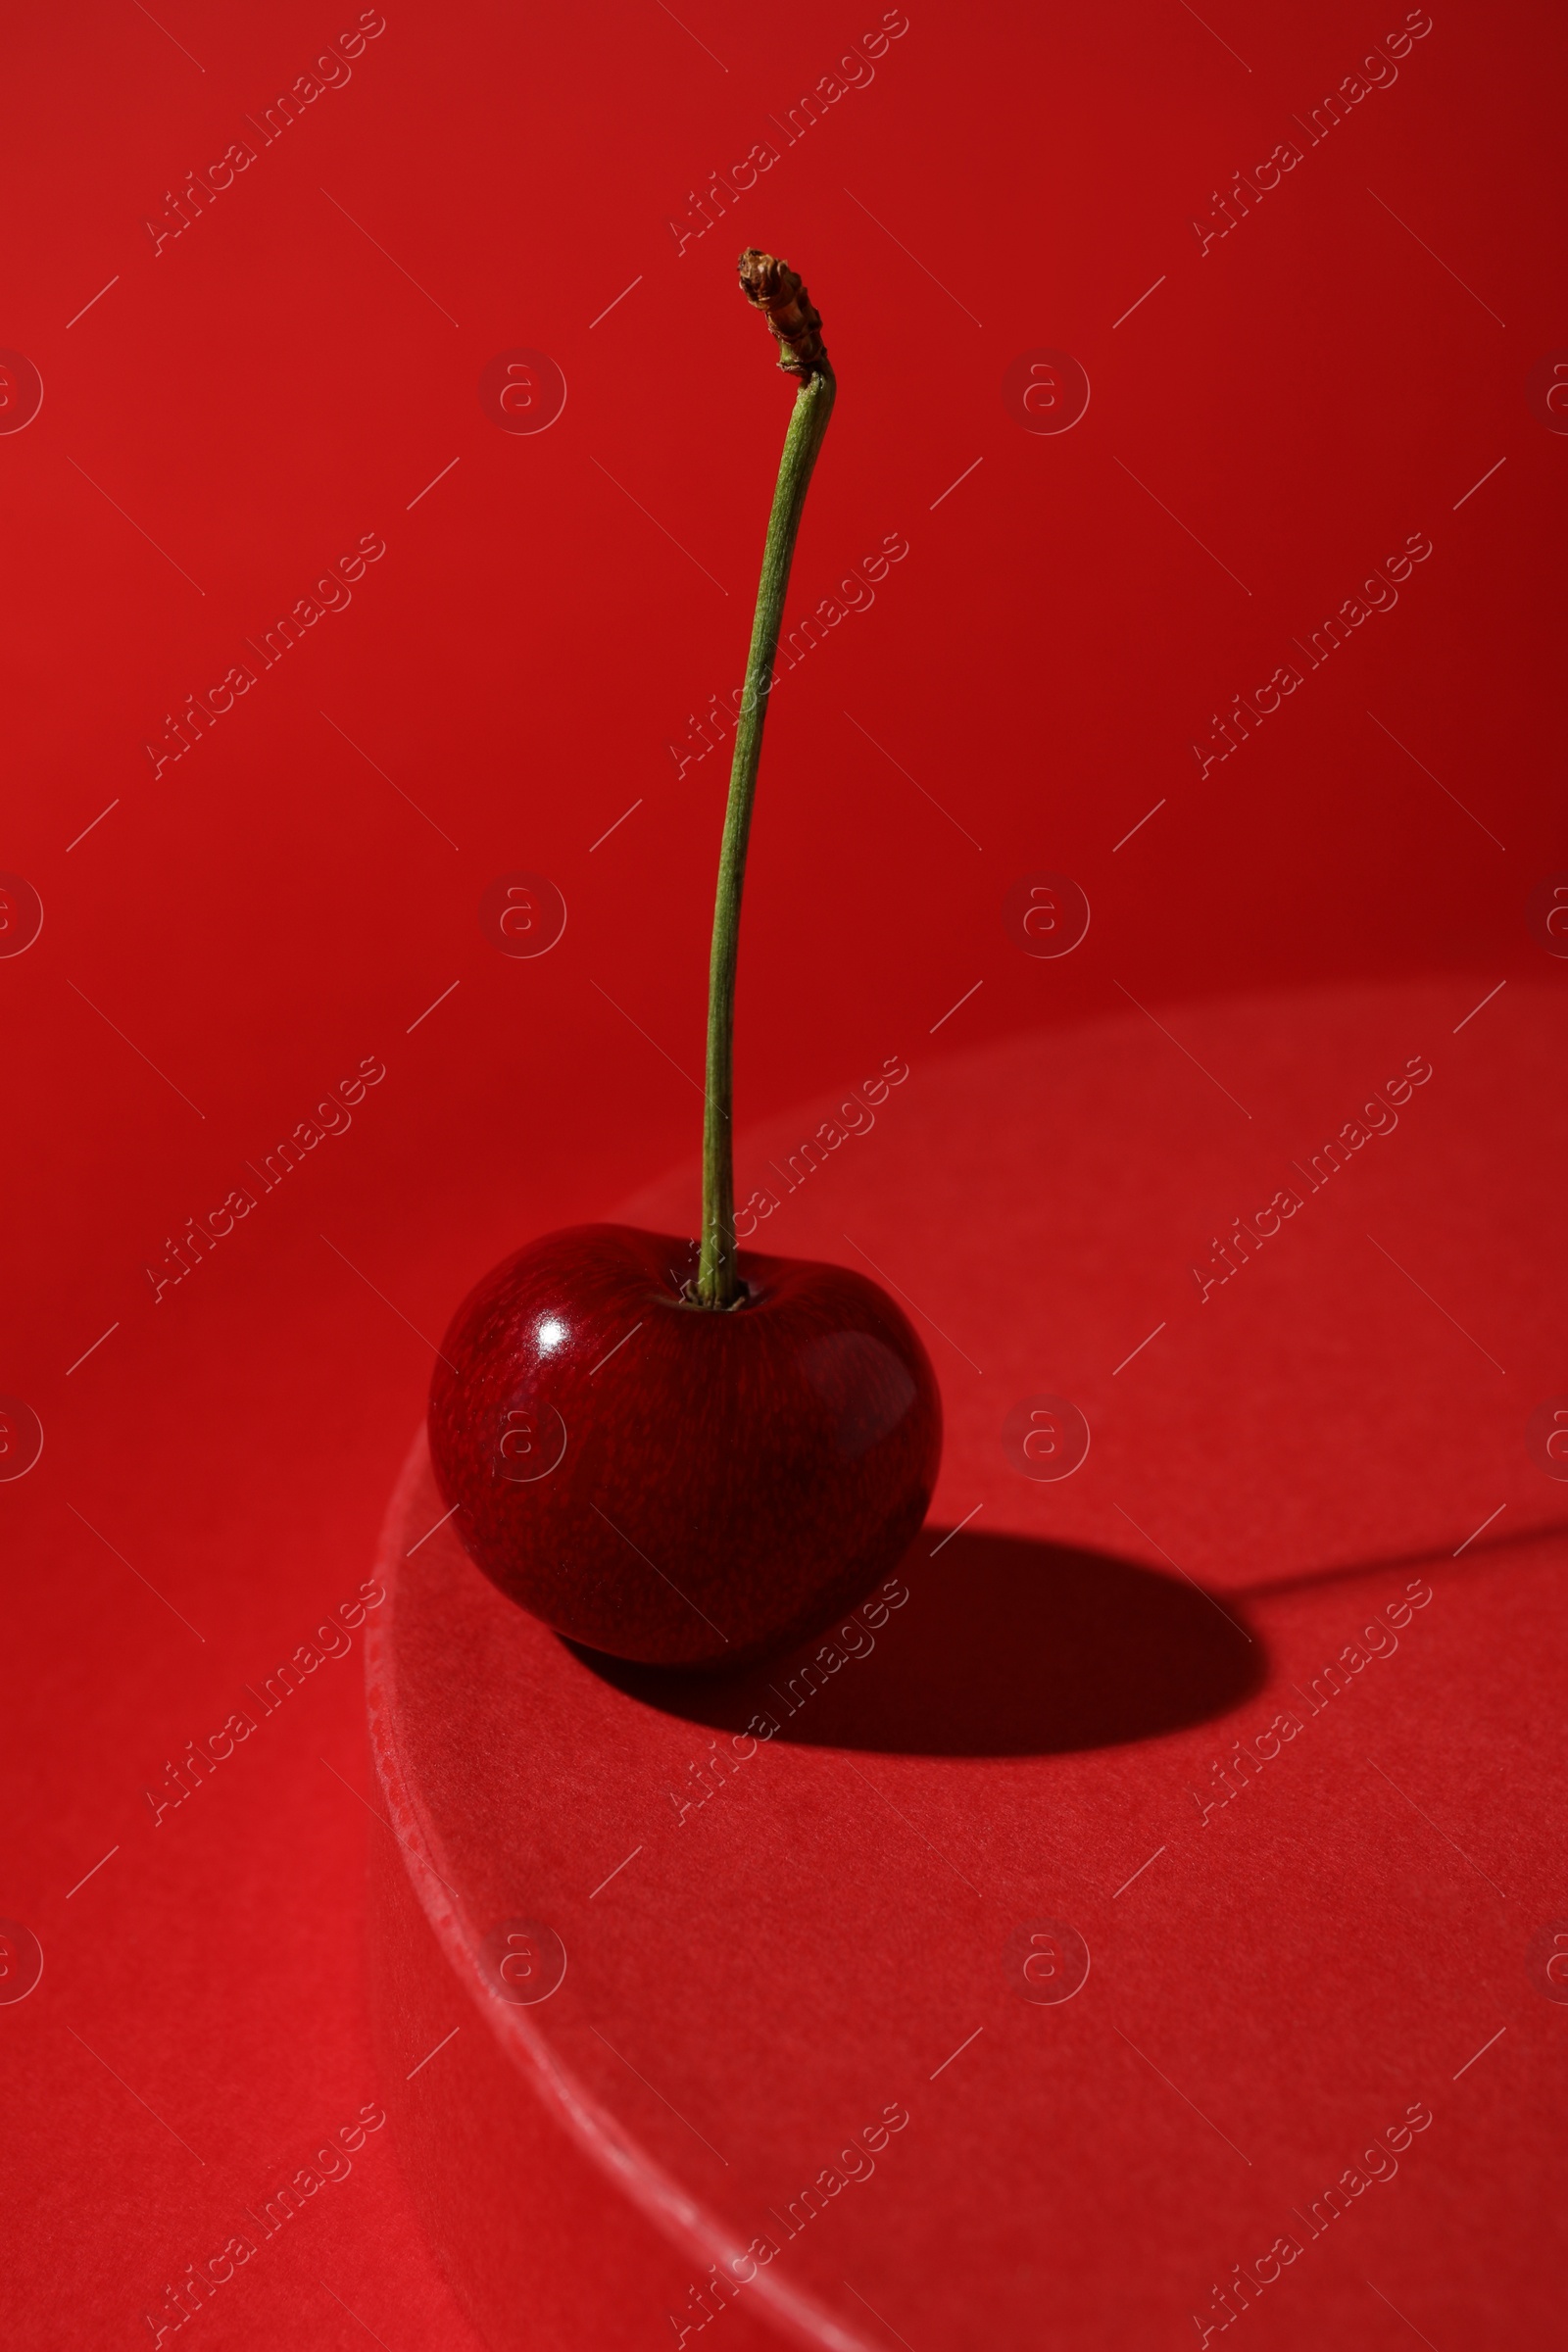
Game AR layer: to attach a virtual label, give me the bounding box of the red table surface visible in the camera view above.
[0,0,1563,2344]
[370,986,1568,2352]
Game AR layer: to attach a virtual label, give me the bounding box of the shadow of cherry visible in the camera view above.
[573,1525,1266,1757]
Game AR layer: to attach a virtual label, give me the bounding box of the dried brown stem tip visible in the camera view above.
[737,250,829,379]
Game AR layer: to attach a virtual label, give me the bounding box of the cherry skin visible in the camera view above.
[427,1223,942,1669]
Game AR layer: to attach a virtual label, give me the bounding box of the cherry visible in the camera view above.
[427,252,946,1665]
[427,1223,941,1668]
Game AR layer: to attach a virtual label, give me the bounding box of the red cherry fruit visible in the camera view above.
[427,1223,942,1669]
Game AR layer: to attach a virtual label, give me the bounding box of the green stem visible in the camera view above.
[696,363,836,1306]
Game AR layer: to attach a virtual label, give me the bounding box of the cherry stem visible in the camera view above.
[697,258,836,1307]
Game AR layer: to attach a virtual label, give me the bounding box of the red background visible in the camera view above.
[1,0,1563,2343]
